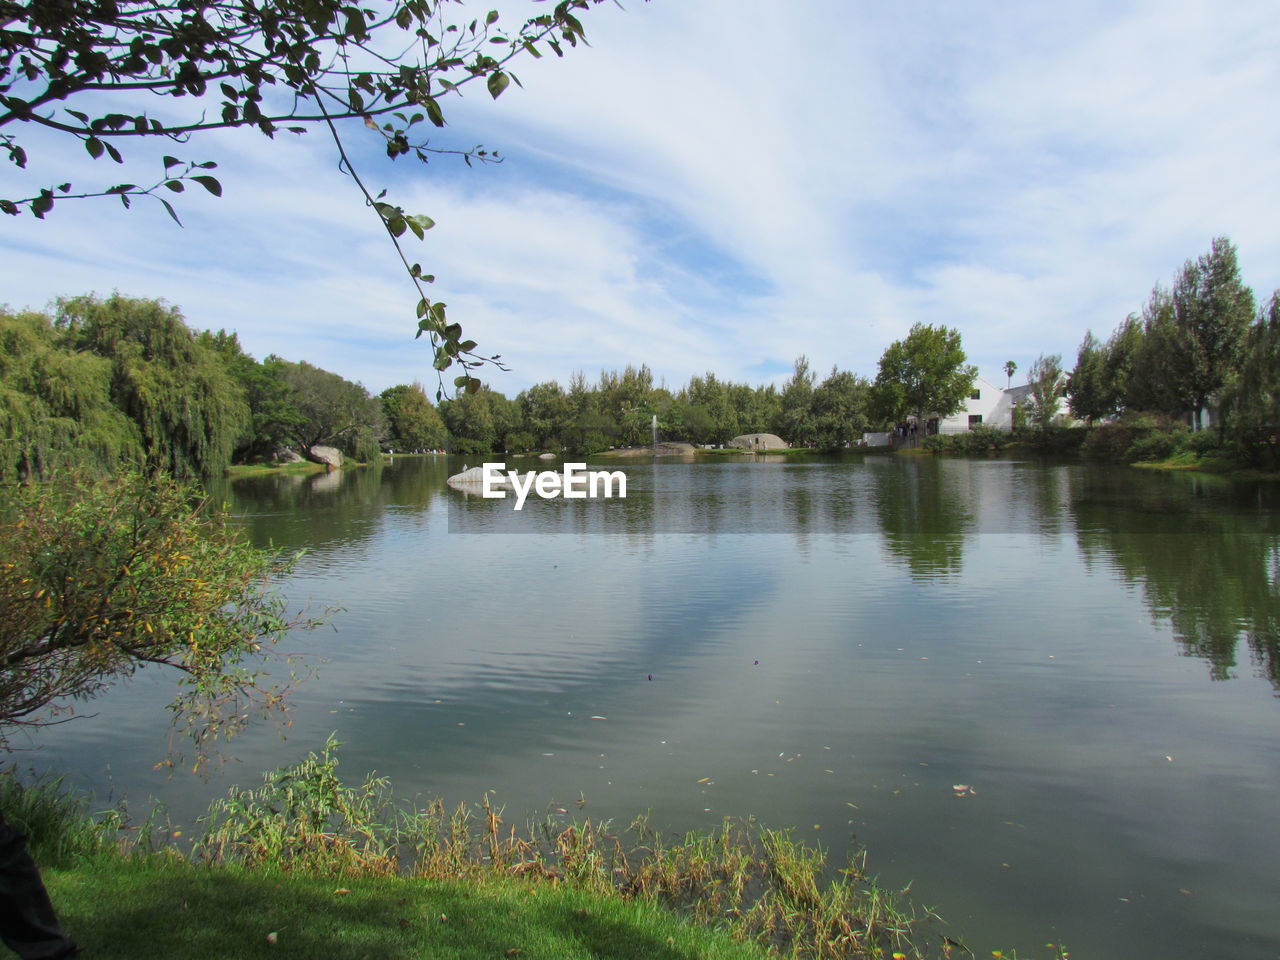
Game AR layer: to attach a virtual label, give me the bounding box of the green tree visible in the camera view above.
[0,307,142,479]
[1025,353,1065,430]
[774,356,816,445]
[870,324,977,439]
[279,360,385,462]
[0,472,314,767]
[1,1,632,387]
[55,294,249,476]
[439,384,517,454]
[1169,236,1255,429]
[199,331,304,462]
[1104,314,1145,415]
[1126,285,1191,415]
[1003,360,1017,389]
[516,381,571,450]
[380,382,447,451]
[684,372,739,444]
[811,368,870,450]
[1222,292,1280,468]
[728,382,779,436]
[1067,331,1112,426]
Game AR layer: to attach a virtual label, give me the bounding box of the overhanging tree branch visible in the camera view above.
[1,0,638,391]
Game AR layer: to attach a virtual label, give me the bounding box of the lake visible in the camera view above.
[23,454,1280,959]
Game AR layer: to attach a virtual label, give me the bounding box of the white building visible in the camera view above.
[936,376,1019,433]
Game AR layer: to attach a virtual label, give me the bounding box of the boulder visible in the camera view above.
[303,445,344,468]
[728,433,788,450]
[447,465,512,490]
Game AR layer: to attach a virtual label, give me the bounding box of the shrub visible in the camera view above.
[1124,432,1177,462]
[0,472,316,768]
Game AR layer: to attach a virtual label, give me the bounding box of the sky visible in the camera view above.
[3,0,1280,397]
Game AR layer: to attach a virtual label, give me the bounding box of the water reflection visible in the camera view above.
[26,454,1280,960]
[1072,469,1280,689]
[213,456,1280,693]
[867,457,972,579]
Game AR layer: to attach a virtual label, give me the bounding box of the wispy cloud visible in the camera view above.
[4,0,1278,394]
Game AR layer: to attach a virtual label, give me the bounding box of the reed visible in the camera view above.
[190,736,938,959]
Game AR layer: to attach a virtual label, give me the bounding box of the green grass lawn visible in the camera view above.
[48,857,768,960]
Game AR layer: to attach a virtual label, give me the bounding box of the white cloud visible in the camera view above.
[4,0,1279,394]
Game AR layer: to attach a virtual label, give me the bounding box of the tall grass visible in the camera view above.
[190,736,938,959]
[5,738,955,959]
[0,768,121,866]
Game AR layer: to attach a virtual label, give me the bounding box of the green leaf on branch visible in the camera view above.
[159,198,183,225]
[192,176,222,197]
[30,191,54,218]
[487,71,510,99]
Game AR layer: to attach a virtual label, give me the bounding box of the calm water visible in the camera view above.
[22,454,1280,959]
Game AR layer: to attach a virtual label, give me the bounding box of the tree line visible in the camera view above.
[6,236,1277,479]
[1063,236,1280,466]
[3,293,947,474]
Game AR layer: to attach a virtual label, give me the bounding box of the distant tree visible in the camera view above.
[1127,285,1192,415]
[1025,353,1066,429]
[684,372,739,444]
[774,356,817,445]
[1104,314,1145,414]
[811,368,871,450]
[199,331,304,462]
[516,381,571,451]
[1170,236,1256,429]
[54,294,248,476]
[1222,292,1280,468]
[728,382,779,436]
[870,324,976,438]
[0,307,141,479]
[1067,332,1111,426]
[279,360,385,462]
[439,385,518,454]
[1004,360,1017,389]
[380,382,446,451]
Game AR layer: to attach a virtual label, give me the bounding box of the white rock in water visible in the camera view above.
[447,465,516,489]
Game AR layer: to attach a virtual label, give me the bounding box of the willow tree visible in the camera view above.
[0,307,142,479]
[54,294,248,476]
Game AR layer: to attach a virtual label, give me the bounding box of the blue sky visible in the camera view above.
[4,0,1280,397]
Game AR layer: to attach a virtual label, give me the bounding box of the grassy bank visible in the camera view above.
[225,458,389,477]
[225,461,331,477]
[48,859,769,960]
[1132,451,1279,480]
[4,740,949,960]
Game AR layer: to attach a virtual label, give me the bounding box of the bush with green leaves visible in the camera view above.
[922,425,1008,454]
[0,472,317,769]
